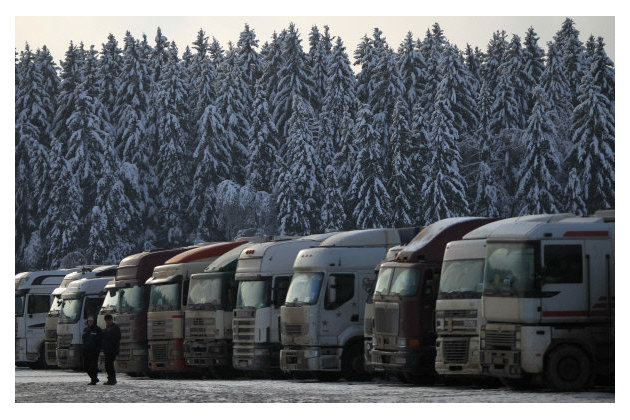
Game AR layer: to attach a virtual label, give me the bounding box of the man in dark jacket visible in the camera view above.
[102,314,121,385]
[82,316,103,385]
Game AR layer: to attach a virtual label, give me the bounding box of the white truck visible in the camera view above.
[45,268,97,367]
[232,234,335,374]
[16,269,75,368]
[56,265,117,369]
[434,216,571,381]
[479,210,614,391]
[280,228,419,381]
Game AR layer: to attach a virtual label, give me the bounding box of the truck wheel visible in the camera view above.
[342,343,371,382]
[545,345,592,391]
[29,344,49,370]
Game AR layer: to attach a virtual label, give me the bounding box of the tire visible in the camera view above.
[341,343,371,382]
[545,345,592,392]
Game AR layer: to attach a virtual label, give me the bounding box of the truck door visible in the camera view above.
[540,240,588,322]
[26,294,52,330]
[321,273,357,344]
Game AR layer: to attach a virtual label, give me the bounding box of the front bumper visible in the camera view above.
[480,349,523,378]
[233,343,281,371]
[370,346,436,375]
[280,347,342,372]
[56,344,82,369]
[115,341,148,374]
[148,339,198,373]
[184,339,231,367]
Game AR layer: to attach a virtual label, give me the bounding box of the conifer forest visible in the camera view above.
[15,18,615,271]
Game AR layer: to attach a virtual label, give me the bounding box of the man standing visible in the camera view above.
[82,316,102,385]
[102,314,121,385]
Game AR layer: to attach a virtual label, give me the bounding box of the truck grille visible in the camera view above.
[374,305,399,335]
[57,333,72,348]
[151,343,168,361]
[233,310,255,357]
[117,344,131,360]
[445,310,477,318]
[284,323,304,336]
[443,337,469,364]
[485,330,516,350]
[185,317,215,338]
[46,342,57,362]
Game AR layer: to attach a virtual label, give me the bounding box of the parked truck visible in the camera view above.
[232,234,336,375]
[370,217,496,383]
[56,266,117,369]
[280,228,419,381]
[364,244,406,374]
[16,269,75,368]
[184,241,259,377]
[146,242,246,375]
[479,210,614,391]
[106,247,194,376]
[45,267,97,367]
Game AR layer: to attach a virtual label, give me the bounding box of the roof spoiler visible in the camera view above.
[397,226,422,246]
[593,209,615,222]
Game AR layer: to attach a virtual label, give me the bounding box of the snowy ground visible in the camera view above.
[15,368,614,403]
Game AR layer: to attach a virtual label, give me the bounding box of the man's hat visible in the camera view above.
[87,316,94,321]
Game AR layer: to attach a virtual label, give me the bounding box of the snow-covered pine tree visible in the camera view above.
[522,27,545,111]
[589,37,615,104]
[388,98,416,226]
[348,104,392,229]
[319,36,357,169]
[418,23,450,120]
[516,87,561,215]
[481,30,508,94]
[236,23,261,101]
[420,57,469,224]
[208,37,224,69]
[189,103,229,242]
[464,44,483,91]
[307,25,332,114]
[115,31,153,248]
[246,80,278,192]
[564,168,587,215]
[336,106,357,229]
[320,165,347,232]
[259,31,283,132]
[273,24,315,142]
[570,44,615,214]
[353,34,375,105]
[471,81,501,217]
[397,32,427,117]
[553,18,585,108]
[275,95,320,235]
[540,41,572,162]
[216,43,250,184]
[155,42,191,246]
[189,29,217,126]
[98,34,122,123]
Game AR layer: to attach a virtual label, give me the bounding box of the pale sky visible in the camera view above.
[15,16,614,69]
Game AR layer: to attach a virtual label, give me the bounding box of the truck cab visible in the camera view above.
[232,234,334,374]
[280,228,418,381]
[370,218,496,383]
[185,241,265,377]
[45,268,98,367]
[16,269,75,368]
[480,211,615,391]
[107,246,194,376]
[56,265,117,369]
[146,242,245,374]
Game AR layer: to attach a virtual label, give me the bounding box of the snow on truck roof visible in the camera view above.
[15,269,75,290]
[164,241,248,264]
[462,214,574,240]
[318,228,403,248]
[486,215,614,241]
[63,276,113,296]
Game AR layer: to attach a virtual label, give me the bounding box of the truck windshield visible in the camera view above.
[60,298,82,324]
[439,259,485,299]
[15,295,25,316]
[100,290,118,313]
[285,272,324,305]
[49,296,63,316]
[188,274,225,309]
[149,283,180,311]
[118,285,145,313]
[236,280,270,309]
[388,268,421,296]
[484,243,536,297]
[374,267,394,295]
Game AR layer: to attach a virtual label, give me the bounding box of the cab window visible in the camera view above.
[325,274,355,310]
[543,245,583,284]
[83,297,104,319]
[27,295,51,314]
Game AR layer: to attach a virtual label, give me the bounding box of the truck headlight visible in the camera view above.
[397,338,407,347]
[254,348,270,356]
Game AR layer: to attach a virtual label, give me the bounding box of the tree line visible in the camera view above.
[15,18,615,271]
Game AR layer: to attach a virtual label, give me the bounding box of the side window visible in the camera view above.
[423,270,434,296]
[27,295,51,314]
[544,245,583,284]
[84,297,104,319]
[274,276,291,306]
[325,274,355,310]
